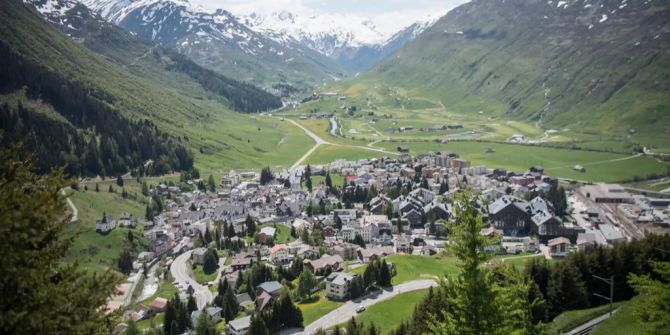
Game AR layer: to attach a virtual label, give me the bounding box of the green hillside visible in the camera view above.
[333,0,670,152]
[0,0,311,174]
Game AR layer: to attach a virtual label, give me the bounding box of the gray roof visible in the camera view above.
[228,315,251,330]
[257,281,283,295]
[489,196,529,215]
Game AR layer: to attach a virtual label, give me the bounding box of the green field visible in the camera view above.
[298,291,345,325]
[305,145,386,165]
[549,301,626,335]
[351,254,460,285]
[349,289,429,334]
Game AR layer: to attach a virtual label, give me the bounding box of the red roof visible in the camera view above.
[271,244,288,254]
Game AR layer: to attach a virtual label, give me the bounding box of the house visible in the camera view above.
[488,196,531,236]
[305,254,344,275]
[192,248,208,265]
[230,257,253,271]
[548,237,571,258]
[269,244,291,266]
[402,209,424,228]
[236,293,254,310]
[257,226,276,244]
[255,281,283,310]
[227,315,251,335]
[326,272,358,300]
[328,242,358,260]
[394,234,412,254]
[96,213,117,233]
[576,233,597,251]
[358,246,395,263]
[148,297,168,312]
[190,306,222,325]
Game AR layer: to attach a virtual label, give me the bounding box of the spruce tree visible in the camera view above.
[221,285,239,321]
[194,311,216,335]
[297,267,318,299]
[248,314,269,335]
[207,174,216,192]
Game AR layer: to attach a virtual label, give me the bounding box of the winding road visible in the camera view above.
[171,250,213,309]
[287,118,397,171]
[61,188,78,222]
[302,279,437,334]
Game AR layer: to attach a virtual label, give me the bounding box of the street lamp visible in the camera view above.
[592,275,614,316]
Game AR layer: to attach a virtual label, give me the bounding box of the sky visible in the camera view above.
[190,0,470,34]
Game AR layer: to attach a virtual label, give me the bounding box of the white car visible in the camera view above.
[355,305,366,313]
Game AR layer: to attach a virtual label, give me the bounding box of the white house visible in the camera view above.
[95,214,116,233]
[226,315,251,335]
[548,237,571,258]
[326,272,358,300]
[269,244,291,266]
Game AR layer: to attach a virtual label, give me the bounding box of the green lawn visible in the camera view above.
[549,301,626,335]
[298,290,345,325]
[259,223,295,244]
[351,254,460,285]
[305,145,385,165]
[349,289,429,334]
[193,264,218,285]
[311,174,346,188]
[591,297,649,335]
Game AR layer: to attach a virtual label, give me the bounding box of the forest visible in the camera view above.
[163,49,282,113]
[0,41,193,177]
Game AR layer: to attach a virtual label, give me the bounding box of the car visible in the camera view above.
[355,305,366,313]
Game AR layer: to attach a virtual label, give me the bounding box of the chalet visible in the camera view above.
[96,213,117,233]
[358,246,395,263]
[394,234,412,253]
[328,242,358,260]
[230,256,253,271]
[227,315,251,335]
[255,281,282,311]
[304,254,344,275]
[402,209,424,228]
[488,196,531,236]
[257,226,276,244]
[190,307,222,325]
[148,297,168,313]
[548,237,571,258]
[269,244,291,266]
[192,248,208,265]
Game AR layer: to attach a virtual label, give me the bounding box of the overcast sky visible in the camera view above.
[190,0,470,34]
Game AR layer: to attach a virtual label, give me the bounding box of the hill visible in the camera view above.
[1,0,306,176]
[340,0,670,151]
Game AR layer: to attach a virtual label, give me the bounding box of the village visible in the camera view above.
[101,147,670,335]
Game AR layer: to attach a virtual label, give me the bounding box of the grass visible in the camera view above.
[591,297,649,335]
[549,301,626,335]
[193,264,218,285]
[298,290,345,325]
[348,289,429,334]
[305,145,385,165]
[351,254,459,285]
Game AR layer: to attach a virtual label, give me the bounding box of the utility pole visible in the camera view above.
[593,275,614,316]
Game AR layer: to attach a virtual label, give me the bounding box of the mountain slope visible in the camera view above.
[0,0,306,176]
[81,0,344,88]
[351,0,670,147]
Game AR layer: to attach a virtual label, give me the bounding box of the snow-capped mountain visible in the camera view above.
[239,10,388,56]
[238,10,441,72]
[78,0,343,86]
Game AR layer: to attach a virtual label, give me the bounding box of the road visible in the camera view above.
[329,117,340,137]
[170,250,213,309]
[288,118,398,170]
[566,309,617,335]
[138,262,159,301]
[302,279,437,334]
[60,188,78,222]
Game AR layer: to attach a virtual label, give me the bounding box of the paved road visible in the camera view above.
[171,250,213,309]
[329,117,340,137]
[60,188,78,222]
[303,279,437,334]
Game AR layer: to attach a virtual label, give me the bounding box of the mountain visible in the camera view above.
[0,0,288,176]
[350,0,670,143]
[239,10,440,72]
[80,0,344,89]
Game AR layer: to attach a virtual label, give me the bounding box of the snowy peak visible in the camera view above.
[239,11,389,56]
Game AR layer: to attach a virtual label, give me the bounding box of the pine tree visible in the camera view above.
[207,174,216,192]
[141,181,149,196]
[187,293,197,314]
[195,311,216,335]
[628,261,670,334]
[379,259,392,287]
[248,314,269,335]
[297,268,318,299]
[127,229,134,243]
[202,249,219,274]
[221,285,239,321]
[116,175,124,187]
[125,319,140,335]
[108,184,114,192]
[325,172,333,189]
[305,175,313,192]
[95,183,99,192]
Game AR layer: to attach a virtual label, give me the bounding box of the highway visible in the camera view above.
[302,279,437,334]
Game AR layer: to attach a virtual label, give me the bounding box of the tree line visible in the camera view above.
[164,49,282,113]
